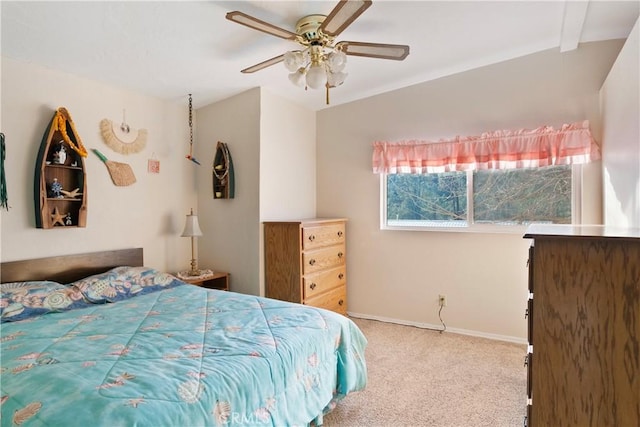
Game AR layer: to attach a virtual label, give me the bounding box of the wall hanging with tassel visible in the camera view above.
[99,109,147,155]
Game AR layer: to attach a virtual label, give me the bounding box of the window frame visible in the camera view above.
[380,165,583,234]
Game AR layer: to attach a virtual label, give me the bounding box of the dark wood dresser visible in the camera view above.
[524,225,639,427]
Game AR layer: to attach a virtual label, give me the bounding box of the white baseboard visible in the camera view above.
[347,311,527,345]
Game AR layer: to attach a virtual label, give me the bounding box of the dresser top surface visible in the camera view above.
[524,224,640,240]
[263,218,347,226]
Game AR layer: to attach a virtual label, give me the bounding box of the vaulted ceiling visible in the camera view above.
[2,1,638,110]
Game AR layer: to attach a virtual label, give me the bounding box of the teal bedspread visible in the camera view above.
[0,284,367,426]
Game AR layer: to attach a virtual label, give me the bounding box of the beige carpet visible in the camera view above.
[322,318,527,427]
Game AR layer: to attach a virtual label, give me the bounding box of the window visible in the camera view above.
[383,165,577,231]
[374,121,598,231]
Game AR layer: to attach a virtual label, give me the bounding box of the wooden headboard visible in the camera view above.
[1,248,143,284]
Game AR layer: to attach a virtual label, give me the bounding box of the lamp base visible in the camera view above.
[177,269,215,281]
[187,257,200,276]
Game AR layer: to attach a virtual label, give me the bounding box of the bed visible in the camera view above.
[0,249,367,426]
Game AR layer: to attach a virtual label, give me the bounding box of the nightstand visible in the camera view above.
[176,270,229,291]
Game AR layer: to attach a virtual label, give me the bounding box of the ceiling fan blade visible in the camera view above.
[226,11,298,40]
[319,0,372,37]
[336,41,410,60]
[241,54,285,74]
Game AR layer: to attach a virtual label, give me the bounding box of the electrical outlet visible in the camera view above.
[438,294,447,307]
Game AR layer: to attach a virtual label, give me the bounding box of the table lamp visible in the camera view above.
[181,208,203,276]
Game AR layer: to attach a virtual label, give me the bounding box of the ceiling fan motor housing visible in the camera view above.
[296,15,332,45]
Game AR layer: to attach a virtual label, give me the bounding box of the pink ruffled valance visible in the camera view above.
[372,120,601,174]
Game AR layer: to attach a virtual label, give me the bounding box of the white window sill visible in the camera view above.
[381,221,532,235]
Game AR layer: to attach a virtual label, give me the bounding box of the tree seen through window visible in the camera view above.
[386,165,572,226]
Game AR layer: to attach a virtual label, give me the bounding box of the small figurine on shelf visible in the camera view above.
[52,142,67,165]
[65,213,72,226]
[50,178,63,198]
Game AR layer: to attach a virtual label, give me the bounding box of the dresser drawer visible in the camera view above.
[302,223,346,250]
[303,245,345,274]
[303,266,346,299]
[305,285,347,315]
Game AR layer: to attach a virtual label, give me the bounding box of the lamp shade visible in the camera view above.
[288,68,306,87]
[181,209,203,237]
[327,50,347,72]
[327,71,348,87]
[283,50,304,72]
[306,63,327,89]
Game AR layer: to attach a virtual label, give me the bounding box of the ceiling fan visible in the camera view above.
[226,0,410,104]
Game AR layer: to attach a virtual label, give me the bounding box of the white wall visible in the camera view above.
[316,40,623,341]
[0,57,195,271]
[195,88,262,295]
[259,89,316,221]
[601,18,640,227]
[195,88,316,296]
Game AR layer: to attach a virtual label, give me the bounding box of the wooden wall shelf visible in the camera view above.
[212,141,234,199]
[34,109,88,228]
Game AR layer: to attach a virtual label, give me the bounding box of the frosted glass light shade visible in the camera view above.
[327,50,347,72]
[283,51,303,72]
[181,209,203,237]
[288,68,306,87]
[306,63,327,89]
[327,71,348,87]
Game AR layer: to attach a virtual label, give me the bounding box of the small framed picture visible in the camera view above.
[148,158,160,174]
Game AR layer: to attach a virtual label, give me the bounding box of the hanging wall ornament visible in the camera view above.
[148,152,160,174]
[92,149,137,186]
[99,109,148,155]
[0,132,8,210]
[185,94,200,165]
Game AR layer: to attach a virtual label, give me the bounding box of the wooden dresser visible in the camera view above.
[524,225,639,427]
[264,218,347,315]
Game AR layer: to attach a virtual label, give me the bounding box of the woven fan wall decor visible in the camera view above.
[99,116,148,155]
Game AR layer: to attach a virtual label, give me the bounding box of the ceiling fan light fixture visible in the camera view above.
[327,50,347,72]
[227,0,408,104]
[306,63,327,89]
[288,68,307,87]
[327,70,348,87]
[283,50,304,72]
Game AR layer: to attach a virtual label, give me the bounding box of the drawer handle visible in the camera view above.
[309,259,316,266]
[337,252,343,258]
[338,299,344,306]
[310,283,317,290]
[337,230,343,237]
[308,234,316,242]
[338,273,344,280]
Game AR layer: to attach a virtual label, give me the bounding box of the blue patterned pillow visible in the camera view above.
[0,281,91,322]
[69,266,183,303]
